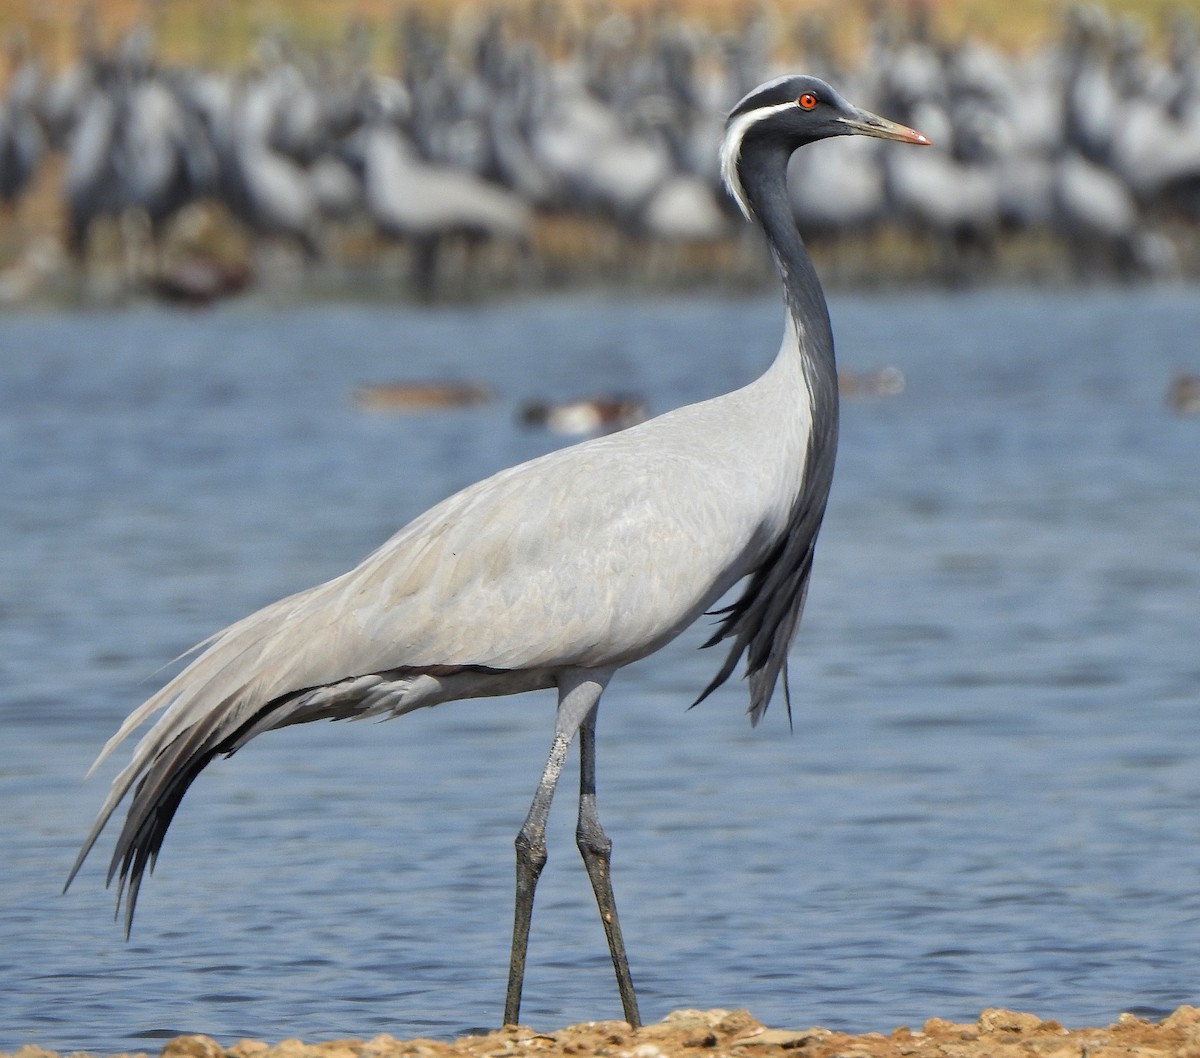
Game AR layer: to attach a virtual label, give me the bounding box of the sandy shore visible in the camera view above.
[7,1006,1200,1058]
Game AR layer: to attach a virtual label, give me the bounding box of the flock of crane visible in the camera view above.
[2,3,1200,301]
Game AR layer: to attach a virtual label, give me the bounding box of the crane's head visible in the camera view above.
[721,74,929,221]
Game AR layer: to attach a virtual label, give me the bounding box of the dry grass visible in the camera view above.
[0,0,1190,77]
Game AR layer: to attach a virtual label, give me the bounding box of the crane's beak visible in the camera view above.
[838,108,931,146]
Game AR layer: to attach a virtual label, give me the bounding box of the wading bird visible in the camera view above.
[66,76,928,1028]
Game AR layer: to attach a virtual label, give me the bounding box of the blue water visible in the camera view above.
[2,286,1199,1054]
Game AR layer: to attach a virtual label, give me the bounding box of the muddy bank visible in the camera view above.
[8,1006,1200,1058]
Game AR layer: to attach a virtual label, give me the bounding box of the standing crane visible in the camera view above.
[66,76,928,1029]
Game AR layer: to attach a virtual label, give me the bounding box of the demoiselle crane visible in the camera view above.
[66,76,928,1028]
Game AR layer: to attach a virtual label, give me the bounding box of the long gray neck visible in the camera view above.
[737,139,839,497]
[737,140,836,371]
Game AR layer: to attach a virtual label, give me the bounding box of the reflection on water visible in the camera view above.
[2,287,1199,1054]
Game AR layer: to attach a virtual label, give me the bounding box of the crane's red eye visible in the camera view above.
[797,92,818,110]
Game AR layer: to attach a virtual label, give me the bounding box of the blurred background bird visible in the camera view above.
[1,1,1198,305]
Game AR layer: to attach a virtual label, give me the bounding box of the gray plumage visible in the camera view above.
[67,74,927,1028]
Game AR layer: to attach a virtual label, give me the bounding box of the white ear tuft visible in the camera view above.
[719,101,797,221]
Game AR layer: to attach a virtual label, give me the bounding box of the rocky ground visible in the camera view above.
[8,1006,1200,1058]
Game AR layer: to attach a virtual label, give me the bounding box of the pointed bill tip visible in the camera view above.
[840,110,932,146]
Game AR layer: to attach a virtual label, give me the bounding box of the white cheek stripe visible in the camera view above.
[719,100,797,221]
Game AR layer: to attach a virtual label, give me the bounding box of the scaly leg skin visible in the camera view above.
[504,670,612,1027]
[576,706,642,1028]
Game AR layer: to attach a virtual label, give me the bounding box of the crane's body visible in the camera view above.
[94,321,812,759]
[68,75,927,1029]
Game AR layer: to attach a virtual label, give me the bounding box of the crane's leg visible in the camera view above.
[504,669,612,1027]
[576,703,642,1028]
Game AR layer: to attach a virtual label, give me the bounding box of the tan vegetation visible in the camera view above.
[0,0,1190,75]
